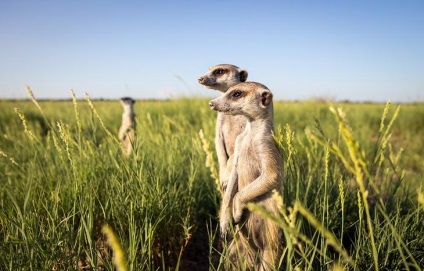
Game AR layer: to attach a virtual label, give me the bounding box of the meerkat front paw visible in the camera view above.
[232,193,245,224]
[220,206,232,238]
[219,170,228,192]
[221,155,235,192]
[221,181,228,192]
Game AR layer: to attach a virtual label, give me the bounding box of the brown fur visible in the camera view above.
[198,64,248,191]
[209,82,283,271]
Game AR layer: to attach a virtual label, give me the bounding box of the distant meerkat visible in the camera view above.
[209,82,283,271]
[198,64,248,191]
[118,97,136,156]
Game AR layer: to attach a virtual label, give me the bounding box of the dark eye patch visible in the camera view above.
[213,69,226,76]
[231,90,243,98]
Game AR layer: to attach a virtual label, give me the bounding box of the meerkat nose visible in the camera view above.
[198,77,205,83]
[209,101,216,110]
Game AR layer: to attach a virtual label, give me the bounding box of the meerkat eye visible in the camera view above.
[232,91,243,98]
[214,69,226,76]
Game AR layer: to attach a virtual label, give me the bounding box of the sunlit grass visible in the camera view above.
[0,90,423,270]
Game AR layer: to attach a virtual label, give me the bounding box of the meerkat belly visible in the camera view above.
[241,196,280,249]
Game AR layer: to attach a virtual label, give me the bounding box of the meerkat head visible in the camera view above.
[198,64,248,93]
[120,97,135,112]
[209,82,273,120]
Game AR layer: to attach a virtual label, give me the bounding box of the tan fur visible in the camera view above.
[198,64,248,191]
[209,82,283,271]
[118,97,136,156]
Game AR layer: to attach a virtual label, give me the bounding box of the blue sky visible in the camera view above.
[1,1,423,102]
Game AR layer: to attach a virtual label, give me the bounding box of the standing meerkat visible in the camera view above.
[198,64,248,191]
[118,97,136,156]
[209,82,283,271]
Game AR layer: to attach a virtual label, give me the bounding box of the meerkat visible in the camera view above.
[198,64,248,191]
[118,97,136,156]
[209,82,283,271]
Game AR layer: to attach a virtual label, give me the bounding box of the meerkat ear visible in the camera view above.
[239,70,248,82]
[261,90,273,108]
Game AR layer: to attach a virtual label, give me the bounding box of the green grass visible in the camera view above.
[0,92,423,270]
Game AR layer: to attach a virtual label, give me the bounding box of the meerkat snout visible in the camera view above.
[208,96,226,113]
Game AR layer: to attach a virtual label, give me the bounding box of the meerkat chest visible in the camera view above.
[220,114,246,156]
[236,135,261,189]
[121,113,135,127]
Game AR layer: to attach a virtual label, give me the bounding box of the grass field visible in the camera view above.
[0,90,423,270]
